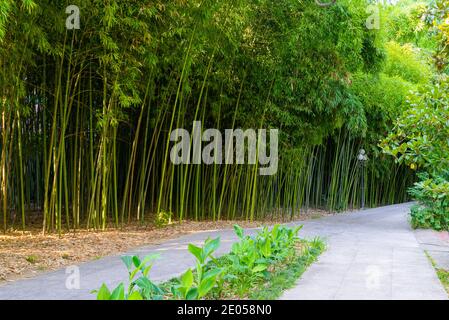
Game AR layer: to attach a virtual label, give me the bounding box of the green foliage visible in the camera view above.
[249,237,325,300]
[210,224,304,297]
[94,224,324,300]
[381,76,449,171]
[435,267,449,294]
[410,204,449,231]
[382,1,435,49]
[381,76,449,231]
[409,172,449,231]
[25,254,38,264]
[379,17,449,230]
[94,254,163,300]
[171,237,223,300]
[383,41,434,84]
[351,72,414,143]
[244,0,379,145]
[427,251,449,294]
[422,0,449,71]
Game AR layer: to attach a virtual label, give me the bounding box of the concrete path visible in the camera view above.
[0,203,447,300]
[281,203,448,300]
[415,229,449,270]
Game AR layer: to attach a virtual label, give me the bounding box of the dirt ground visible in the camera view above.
[0,210,331,284]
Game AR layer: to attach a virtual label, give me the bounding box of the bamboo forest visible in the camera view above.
[0,0,449,303]
[2,0,447,233]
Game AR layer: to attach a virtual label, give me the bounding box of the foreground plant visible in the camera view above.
[94,254,163,300]
[94,224,325,300]
[409,172,449,231]
[171,237,223,300]
[210,224,307,298]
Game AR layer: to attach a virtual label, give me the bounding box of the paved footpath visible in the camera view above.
[281,203,448,300]
[0,203,447,300]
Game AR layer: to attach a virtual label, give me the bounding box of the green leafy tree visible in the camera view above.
[381,75,449,230]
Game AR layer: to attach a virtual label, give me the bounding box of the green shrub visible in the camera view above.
[93,254,163,300]
[25,255,39,264]
[94,224,324,300]
[250,237,325,300]
[171,237,223,300]
[410,205,449,231]
[208,224,304,298]
[409,172,449,231]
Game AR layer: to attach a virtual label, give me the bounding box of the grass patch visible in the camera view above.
[436,269,449,294]
[25,255,39,264]
[426,252,449,295]
[249,238,325,300]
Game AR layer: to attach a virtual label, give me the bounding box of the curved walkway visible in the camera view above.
[0,203,447,300]
[281,203,448,300]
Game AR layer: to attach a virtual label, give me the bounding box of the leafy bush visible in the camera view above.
[94,254,163,300]
[171,237,223,300]
[423,0,449,71]
[207,224,305,298]
[409,173,449,231]
[94,224,324,300]
[381,76,449,171]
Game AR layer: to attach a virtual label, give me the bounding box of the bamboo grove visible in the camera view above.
[1,0,431,233]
